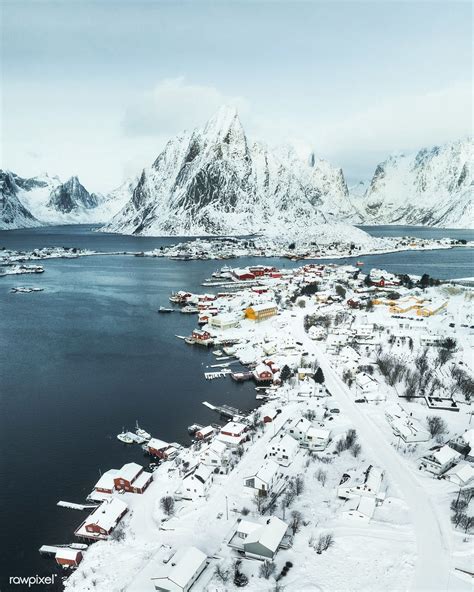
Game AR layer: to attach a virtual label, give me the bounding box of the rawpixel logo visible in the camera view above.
[9,574,57,588]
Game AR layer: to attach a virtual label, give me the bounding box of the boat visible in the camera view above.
[356,261,364,266]
[158,306,175,313]
[184,337,195,345]
[117,429,134,444]
[212,350,223,357]
[135,421,151,441]
[181,306,199,314]
[187,423,203,435]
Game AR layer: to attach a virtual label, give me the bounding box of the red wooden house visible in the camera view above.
[55,549,83,568]
[113,462,153,494]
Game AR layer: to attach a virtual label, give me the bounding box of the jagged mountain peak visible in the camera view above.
[47,175,99,214]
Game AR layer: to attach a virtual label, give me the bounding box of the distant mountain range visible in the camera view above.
[1,107,472,233]
[0,171,127,230]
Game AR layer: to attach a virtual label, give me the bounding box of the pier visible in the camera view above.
[57,501,99,510]
[202,401,242,419]
[204,369,232,380]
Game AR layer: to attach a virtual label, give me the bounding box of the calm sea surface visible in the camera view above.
[0,225,472,590]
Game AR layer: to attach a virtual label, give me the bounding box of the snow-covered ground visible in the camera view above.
[59,263,473,592]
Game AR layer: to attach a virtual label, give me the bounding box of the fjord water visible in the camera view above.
[0,225,472,590]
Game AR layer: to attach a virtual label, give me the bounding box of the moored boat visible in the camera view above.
[158,306,175,313]
[117,429,134,444]
[135,421,151,441]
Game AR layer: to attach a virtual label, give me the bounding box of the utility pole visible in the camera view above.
[225,495,229,521]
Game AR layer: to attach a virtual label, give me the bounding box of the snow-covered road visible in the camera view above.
[291,317,465,592]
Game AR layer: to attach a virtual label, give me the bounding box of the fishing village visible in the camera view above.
[35,257,474,592]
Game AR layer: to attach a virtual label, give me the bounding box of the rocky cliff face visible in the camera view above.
[0,171,41,230]
[353,138,473,228]
[47,176,99,214]
[104,107,355,238]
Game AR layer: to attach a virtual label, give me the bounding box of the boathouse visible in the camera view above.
[55,548,83,568]
[114,462,153,494]
[75,498,128,541]
[147,438,171,459]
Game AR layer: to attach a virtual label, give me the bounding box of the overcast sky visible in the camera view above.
[1,0,472,192]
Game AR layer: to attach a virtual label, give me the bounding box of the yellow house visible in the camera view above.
[245,302,278,321]
[416,301,448,317]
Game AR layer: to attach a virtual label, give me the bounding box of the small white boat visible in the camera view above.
[117,429,134,444]
[135,421,151,441]
[158,306,175,313]
[181,306,199,314]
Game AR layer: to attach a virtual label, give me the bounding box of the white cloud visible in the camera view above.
[315,82,472,162]
[122,77,249,137]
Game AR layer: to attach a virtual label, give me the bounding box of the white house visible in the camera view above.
[180,464,214,500]
[209,313,241,330]
[419,445,461,477]
[268,434,299,466]
[305,426,332,451]
[385,404,430,443]
[217,421,248,448]
[338,465,385,502]
[200,440,228,470]
[285,415,330,451]
[443,463,474,488]
[244,460,279,495]
[228,517,290,560]
[298,380,315,398]
[151,546,208,592]
[342,495,376,522]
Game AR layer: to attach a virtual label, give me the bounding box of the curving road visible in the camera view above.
[292,319,460,591]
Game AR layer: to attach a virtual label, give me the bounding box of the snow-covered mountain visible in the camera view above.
[1,172,129,227]
[104,106,364,243]
[352,138,473,228]
[0,171,42,230]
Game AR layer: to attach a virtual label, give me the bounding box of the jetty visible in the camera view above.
[39,543,88,556]
[204,369,232,380]
[202,401,242,419]
[57,501,99,510]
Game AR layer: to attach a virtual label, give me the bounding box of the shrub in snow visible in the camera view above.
[259,560,276,579]
[315,468,327,486]
[214,564,230,583]
[314,367,325,384]
[233,561,248,587]
[110,523,125,542]
[241,506,250,515]
[294,475,305,495]
[160,495,175,516]
[315,533,335,554]
[351,443,362,458]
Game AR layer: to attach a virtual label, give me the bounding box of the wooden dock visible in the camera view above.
[202,401,242,419]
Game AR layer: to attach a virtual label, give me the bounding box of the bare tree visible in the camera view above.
[259,560,276,580]
[160,495,175,516]
[214,564,230,583]
[315,533,335,554]
[290,510,303,535]
[351,443,362,458]
[426,416,448,438]
[315,468,327,486]
[294,475,305,495]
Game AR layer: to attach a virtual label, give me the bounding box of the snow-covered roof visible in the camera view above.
[248,302,278,312]
[306,426,331,440]
[148,438,169,450]
[444,463,474,486]
[461,429,474,450]
[432,445,461,465]
[209,440,227,455]
[246,460,279,484]
[271,433,299,454]
[221,421,246,434]
[151,546,207,591]
[55,548,82,561]
[133,471,152,489]
[86,498,127,531]
[119,462,143,483]
[94,469,119,490]
[244,516,288,553]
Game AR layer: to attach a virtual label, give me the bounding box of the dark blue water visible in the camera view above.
[0,225,472,590]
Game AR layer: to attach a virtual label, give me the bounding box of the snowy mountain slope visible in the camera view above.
[12,173,127,225]
[104,106,368,244]
[353,138,473,228]
[0,171,41,230]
